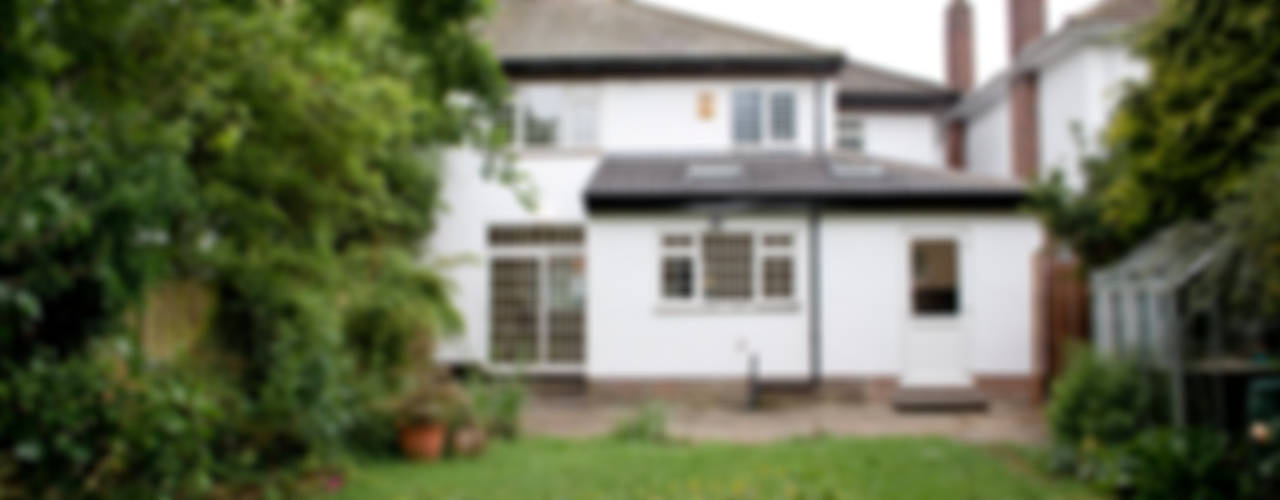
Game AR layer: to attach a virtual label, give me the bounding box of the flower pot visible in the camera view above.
[399,423,447,461]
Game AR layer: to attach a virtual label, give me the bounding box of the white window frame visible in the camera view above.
[731,86,800,149]
[659,235,699,304]
[488,229,586,373]
[658,229,798,309]
[512,84,600,152]
[837,112,865,152]
[758,233,796,302]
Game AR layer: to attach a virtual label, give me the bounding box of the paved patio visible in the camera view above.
[523,397,1049,445]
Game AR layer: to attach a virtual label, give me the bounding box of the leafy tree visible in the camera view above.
[1030,0,1280,312]
[1,0,510,494]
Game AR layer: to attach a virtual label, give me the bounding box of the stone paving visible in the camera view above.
[523,397,1048,445]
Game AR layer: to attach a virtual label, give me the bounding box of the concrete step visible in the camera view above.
[891,386,989,413]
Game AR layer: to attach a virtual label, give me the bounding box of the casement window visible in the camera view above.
[661,235,696,299]
[911,239,958,315]
[732,88,798,146]
[660,231,795,304]
[515,86,599,149]
[837,113,864,152]
[489,224,585,365]
[761,234,794,298]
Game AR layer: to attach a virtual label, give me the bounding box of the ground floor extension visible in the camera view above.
[432,151,1043,404]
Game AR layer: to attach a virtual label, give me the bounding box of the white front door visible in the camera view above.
[901,238,971,387]
[902,325,971,387]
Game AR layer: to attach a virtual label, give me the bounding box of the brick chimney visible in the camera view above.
[1009,0,1046,58]
[1008,0,1045,181]
[946,0,974,92]
[944,0,973,171]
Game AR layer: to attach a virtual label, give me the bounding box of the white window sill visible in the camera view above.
[655,300,801,316]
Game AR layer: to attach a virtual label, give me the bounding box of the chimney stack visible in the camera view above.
[1008,0,1045,182]
[944,0,974,171]
[1009,0,1046,58]
[945,0,974,93]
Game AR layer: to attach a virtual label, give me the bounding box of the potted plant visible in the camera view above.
[438,381,488,458]
[397,384,447,461]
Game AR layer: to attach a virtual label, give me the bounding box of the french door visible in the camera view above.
[489,251,585,368]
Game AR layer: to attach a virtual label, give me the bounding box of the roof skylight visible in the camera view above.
[830,162,885,178]
[686,163,744,179]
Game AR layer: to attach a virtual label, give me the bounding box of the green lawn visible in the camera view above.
[332,437,1100,500]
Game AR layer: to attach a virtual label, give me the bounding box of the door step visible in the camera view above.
[891,387,989,413]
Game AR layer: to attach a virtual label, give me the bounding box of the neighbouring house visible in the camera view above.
[945,0,1158,380]
[430,0,1158,406]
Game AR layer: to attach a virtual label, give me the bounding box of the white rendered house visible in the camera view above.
[430,0,1157,404]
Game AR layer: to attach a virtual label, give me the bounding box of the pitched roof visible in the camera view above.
[585,152,1025,210]
[1067,0,1161,27]
[482,0,840,62]
[837,60,950,95]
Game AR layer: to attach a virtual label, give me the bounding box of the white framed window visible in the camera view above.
[732,88,798,147]
[488,224,586,367]
[514,85,599,149]
[660,234,697,300]
[837,113,864,152]
[660,231,796,305]
[760,234,794,300]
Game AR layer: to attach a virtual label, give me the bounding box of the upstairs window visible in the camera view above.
[911,239,958,315]
[516,86,599,149]
[732,88,797,147]
[838,114,864,152]
[770,92,796,141]
[731,90,763,144]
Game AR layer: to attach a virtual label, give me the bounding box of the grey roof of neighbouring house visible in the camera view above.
[837,60,956,107]
[838,60,951,95]
[1066,0,1161,27]
[482,0,842,64]
[585,153,1026,210]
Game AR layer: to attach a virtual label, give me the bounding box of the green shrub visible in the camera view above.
[611,402,669,443]
[0,347,232,498]
[468,376,525,440]
[1124,428,1245,500]
[1048,346,1167,447]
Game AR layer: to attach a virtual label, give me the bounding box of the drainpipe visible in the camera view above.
[808,205,823,386]
[808,77,826,386]
[813,78,825,154]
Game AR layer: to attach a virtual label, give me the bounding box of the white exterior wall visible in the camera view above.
[820,213,1041,382]
[841,111,945,166]
[587,214,811,379]
[1038,44,1148,190]
[433,76,835,365]
[965,96,1013,179]
[429,149,600,363]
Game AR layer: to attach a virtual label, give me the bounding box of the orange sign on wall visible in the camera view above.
[697,91,715,121]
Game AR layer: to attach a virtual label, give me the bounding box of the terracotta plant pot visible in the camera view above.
[399,423,447,461]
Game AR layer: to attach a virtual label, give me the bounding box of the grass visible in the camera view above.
[331,437,1100,500]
